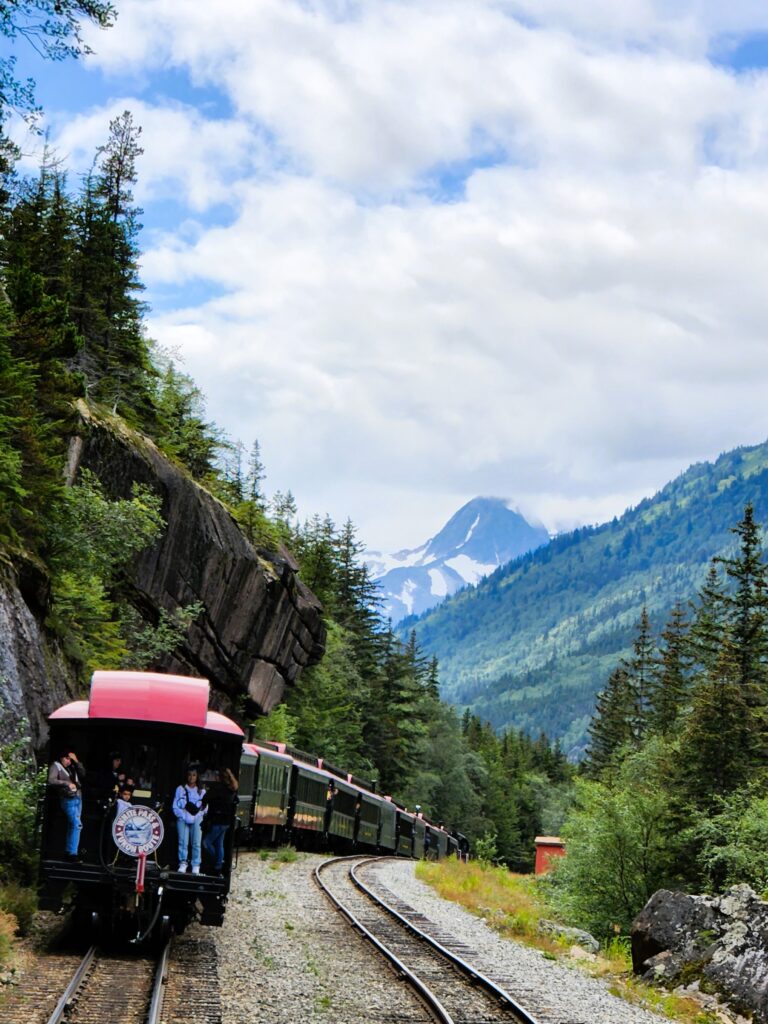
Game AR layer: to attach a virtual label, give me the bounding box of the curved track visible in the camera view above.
[315,855,543,1024]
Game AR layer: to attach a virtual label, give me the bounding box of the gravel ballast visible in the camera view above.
[209,852,678,1024]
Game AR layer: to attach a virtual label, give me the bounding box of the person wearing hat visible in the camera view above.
[172,763,207,873]
[48,750,86,861]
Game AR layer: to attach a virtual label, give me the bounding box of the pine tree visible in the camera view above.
[676,642,753,810]
[584,666,635,778]
[689,562,728,674]
[717,503,768,698]
[625,606,655,740]
[246,439,265,510]
[649,603,691,735]
[72,112,153,420]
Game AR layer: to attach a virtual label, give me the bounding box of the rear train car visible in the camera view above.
[236,741,455,860]
[39,671,243,940]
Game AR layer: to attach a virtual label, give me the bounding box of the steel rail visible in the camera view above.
[352,857,542,1024]
[146,939,172,1024]
[45,940,171,1024]
[45,945,98,1024]
[315,856,455,1024]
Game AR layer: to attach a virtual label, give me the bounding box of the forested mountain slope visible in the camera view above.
[405,442,768,753]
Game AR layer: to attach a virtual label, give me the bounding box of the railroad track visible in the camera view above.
[1,935,221,1024]
[315,855,544,1024]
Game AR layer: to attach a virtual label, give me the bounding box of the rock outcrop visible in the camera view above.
[632,885,768,1022]
[0,403,326,752]
[0,559,78,750]
[68,403,326,716]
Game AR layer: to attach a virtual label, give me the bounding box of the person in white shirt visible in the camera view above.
[172,764,207,873]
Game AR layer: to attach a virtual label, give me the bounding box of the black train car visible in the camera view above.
[236,743,455,859]
[39,671,243,940]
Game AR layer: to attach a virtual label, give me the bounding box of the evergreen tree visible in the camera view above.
[72,112,153,420]
[153,357,222,479]
[246,439,265,510]
[717,503,768,700]
[584,666,635,778]
[676,642,753,810]
[649,602,691,735]
[270,490,297,537]
[688,562,729,674]
[625,605,655,740]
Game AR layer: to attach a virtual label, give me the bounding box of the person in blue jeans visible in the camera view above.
[48,751,85,861]
[202,768,238,875]
[173,764,207,873]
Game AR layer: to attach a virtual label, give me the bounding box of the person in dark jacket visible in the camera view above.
[202,768,238,875]
[48,750,86,861]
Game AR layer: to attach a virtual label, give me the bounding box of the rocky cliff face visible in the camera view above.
[0,403,326,752]
[0,559,78,751]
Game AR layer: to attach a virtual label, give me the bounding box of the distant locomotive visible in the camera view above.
[40,672,459,942]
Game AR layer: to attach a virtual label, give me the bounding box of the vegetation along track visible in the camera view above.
[316,855,547,1024]
[2,935,221,1024]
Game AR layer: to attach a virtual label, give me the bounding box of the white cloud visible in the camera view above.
[79,0,768,189]
[41,0,768,548]
[47,99,255,211]
[140,156,768,546]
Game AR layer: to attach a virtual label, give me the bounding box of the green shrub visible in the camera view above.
[274,846,298,863]
[474,832,499,866]
[690,789,768,893]
[0,739,43,886]
[546,745,678,938]
[0,883,37,936]
[0,908,16,962]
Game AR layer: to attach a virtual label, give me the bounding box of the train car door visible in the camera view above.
[378,799,397,853]
[396,810,415,856]
[413,817,426,859]
[292,764,327,835]
[355,791,381,850]
[327,779,356,844]
[253,747,292,834]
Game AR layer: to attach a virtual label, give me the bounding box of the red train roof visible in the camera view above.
[49,671,243,737]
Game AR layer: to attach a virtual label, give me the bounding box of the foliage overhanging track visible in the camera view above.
[315,855,543,1024]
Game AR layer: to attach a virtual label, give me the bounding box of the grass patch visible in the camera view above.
[416,860,720,1024]
[0,909,16,962]
[416,859,556,949]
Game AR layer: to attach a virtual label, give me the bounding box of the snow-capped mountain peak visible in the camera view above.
[366,497,550,623]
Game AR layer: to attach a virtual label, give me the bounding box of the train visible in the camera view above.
[39,670,463,941]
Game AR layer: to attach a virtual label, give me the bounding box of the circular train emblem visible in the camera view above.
[112,806,164,857]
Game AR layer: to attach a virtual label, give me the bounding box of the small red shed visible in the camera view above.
[534,836,566,874]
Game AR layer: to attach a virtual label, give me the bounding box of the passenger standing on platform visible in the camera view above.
[202,768,238,875]
[173,764,207,873]
[48,751,85,861]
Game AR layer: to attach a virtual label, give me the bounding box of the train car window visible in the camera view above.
[296,774,326,805]
[360,798,379,824]
[239,762,256,795]
[333,789,356,816]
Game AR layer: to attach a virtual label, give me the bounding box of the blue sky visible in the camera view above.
[11,1,768,551]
